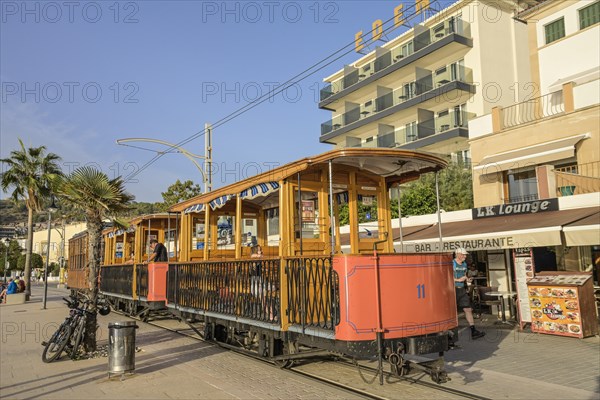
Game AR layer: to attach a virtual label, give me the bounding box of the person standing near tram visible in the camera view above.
[148,239,168,262]
[453,248,486,340]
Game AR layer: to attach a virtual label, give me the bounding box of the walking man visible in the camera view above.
[453,248,485,340]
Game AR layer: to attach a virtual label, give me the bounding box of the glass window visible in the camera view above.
[401,41,413,57]
[406,121,417,141]
[294,190,320,239]
[216,215,235,249]
[544,18,565,44]
[242,216,258,247]
[580,1,599,29]
[506,169,538,203]
[266,208,279,246]
[358,194,379,239]
[192,217,205,250]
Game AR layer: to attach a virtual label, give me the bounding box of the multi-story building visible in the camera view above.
[397,0,599,303]
[319,0,538,164]
[468,0,599,268]
[32,221,87,270]
[320,0,599,319]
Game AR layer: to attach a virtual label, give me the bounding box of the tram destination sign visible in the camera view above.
[472,198,558,219]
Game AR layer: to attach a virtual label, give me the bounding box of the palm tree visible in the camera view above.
[1,139,62,300]
[53,166,134,351]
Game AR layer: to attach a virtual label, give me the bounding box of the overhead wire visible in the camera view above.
[123,0,438,183]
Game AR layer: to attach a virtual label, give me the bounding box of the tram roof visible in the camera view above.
[128,213,179,225]
[170,148,447,213]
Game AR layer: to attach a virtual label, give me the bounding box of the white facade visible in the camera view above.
[535,1,600,95]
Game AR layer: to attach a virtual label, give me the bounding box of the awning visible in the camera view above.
[548,66,600,92]
[474,134,590,173]
[107,229,125,238]
[184,203,205,214]
[395,207,599,252]
[563,211,600,246]
[209,194,234,210]
[239,181,279,200]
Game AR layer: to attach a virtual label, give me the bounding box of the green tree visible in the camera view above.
[1,139,62,299]
[1,240,23,277]
[337,163,473,225]
[399,163,473,216]
[17,253,44,271]
[53,166,134,351]
[159,179,202,210]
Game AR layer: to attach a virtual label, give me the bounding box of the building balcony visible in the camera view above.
[337,110,475,150]
[319,17,472,108]
[555,162,600,197]
[500,91,565,130]
[320,65,474,140]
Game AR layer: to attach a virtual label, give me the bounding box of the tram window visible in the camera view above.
[266,208,280,245]
[192,217,205,250]
[242,218,258,247]
[144,230,159,254]
[358,194,379,239]
[115,240,124,259]
[165,229,178,256]
[294,190,320,239]
[217,215,235,249]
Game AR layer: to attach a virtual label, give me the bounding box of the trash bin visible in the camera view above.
[108,321,138,377]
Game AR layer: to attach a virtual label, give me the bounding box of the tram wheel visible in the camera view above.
[273,340,297,369]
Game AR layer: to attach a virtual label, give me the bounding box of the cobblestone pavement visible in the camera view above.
[1,285,599,399]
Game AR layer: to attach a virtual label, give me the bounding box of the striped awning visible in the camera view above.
[184,203,205,214]
[239,181,280,200]
[107,229,125,238]
[210,194,234,210]
[334,192,364,204]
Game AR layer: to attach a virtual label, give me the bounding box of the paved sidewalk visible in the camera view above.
[0,286,361,400]
[1,285,599,399]
[440,315,600,399]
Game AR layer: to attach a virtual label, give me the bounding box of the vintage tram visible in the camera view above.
[71,148,458,383]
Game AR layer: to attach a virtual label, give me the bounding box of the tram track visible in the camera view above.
[134,314,385,400]
[118,311,490,400]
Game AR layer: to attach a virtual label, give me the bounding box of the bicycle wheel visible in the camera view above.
[69,317,86,360]
[42,322,72,363]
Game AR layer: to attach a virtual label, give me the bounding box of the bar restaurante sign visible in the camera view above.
[472,198,559,219]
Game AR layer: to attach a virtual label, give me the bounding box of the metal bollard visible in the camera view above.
[108,321,138,378]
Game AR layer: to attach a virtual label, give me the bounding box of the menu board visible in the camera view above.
[513,248,534,325]
[528,284,584,338]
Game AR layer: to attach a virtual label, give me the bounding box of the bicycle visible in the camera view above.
[42,294,110,363]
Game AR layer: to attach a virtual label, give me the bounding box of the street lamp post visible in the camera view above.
[42,197,58,310]
[56,215,66,286]
[3,238,9,283]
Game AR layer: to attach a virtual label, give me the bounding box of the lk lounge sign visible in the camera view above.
[472,198,559,219]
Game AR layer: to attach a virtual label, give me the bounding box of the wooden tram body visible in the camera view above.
[72,148,458,382]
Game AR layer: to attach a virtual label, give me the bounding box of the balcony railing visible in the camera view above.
[321,65,473,136]
[555,161,600,197]
[341,110,475,149]
[320,17,471,102]
[501,91,565,129]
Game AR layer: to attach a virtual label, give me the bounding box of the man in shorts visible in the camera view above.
[453,248,485,340]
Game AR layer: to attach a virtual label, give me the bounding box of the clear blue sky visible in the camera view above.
[1,0,455,202]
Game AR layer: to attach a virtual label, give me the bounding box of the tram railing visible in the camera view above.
[285,256,338,331]
[100,264,134,297]
[137,263,149,299]
[167,258,281,324]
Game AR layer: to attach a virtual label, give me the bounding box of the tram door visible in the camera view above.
[293,188,326,255]
[353,189,384,254]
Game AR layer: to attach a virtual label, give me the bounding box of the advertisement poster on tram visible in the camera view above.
[301,200,315,222]
[513,248,533,325]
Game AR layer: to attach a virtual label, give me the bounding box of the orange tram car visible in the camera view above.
[69,148,458,383]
